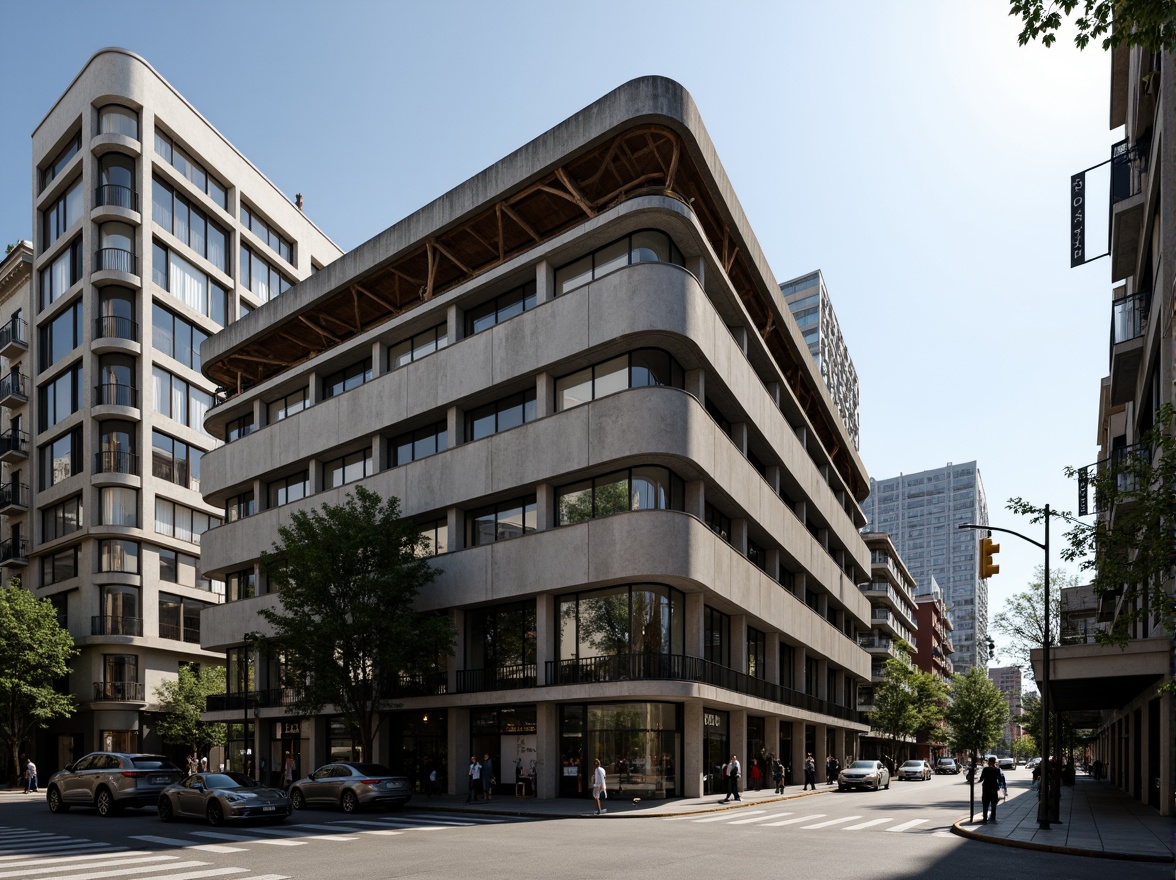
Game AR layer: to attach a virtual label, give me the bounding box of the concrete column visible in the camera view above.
[729,709,747,785]
[446,506,462,551]
[834,727,847,767]
[535,702,559,799]
[765,381,781,408]
[685,591,704,658]
[534,593,554,682]
[765,717,781,765]
[447,303,460,345]
[766,464,781,495]
[816,658,829,701]
[536,371,556,418]
[1161,693,1173,816]
[685,480,705,520]
[683,702,704,797]
[791,721,807,786]
[795,645,807,693]
[685,367,705,402]
[535,483,555,531]
[446,405,461,447]
[450,707,469,799]
[814,722,828,767]
[731,422,748,456]
[730,614,748,675]
[369,340,384,378]
[535,260,554,305]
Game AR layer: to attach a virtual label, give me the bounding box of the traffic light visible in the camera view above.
[979,536,1000,579]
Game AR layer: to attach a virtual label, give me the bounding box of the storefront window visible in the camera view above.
[560,702,680,798]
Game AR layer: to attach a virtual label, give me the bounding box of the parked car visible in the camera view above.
[998,757,1015,772]
[837,760,890,791]
[46,752,183,816]
[289,762,412,813]
[897,760,932,781]
[1026,757,1042,772]
[158,772,289,825]
[935,758,961,775]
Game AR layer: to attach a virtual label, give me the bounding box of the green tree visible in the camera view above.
[0,579,76,782]
[259,487,455,761]
[945,667,1009,768]
[869,641,947,763]
[989,565,1077,676]
[153,665,226,759]
[1009,0,1176,52]
[1012,734,1039,760]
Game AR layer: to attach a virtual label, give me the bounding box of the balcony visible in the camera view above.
[456,664,537,693]
[94,184,138,212]
[378,671,448,699]
[1108,291,1148,404]
[0,429,29,463]
[94,315,138,343]
[158,622,200,643]
[93,680,145,702]
[94,383,139,409]
[94,248,137,276]
[207,688,303,713]
[95,450,140,476]
[0,482,30,514]
[0,373,27,407]
[0,538,28,566]
[0,316,27,358]
[91,615,143,637]
[1110,138,1148,281]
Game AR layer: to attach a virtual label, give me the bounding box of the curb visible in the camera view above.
[950,817,1174,864]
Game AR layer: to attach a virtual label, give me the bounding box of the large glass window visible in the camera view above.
[225,413,255,442]
[417,519,449,557]
[241,204,293,264]
[323,449,372,489]
[554,230,684,295]
[38,238,83,310]
[240,244,292,302]
[268,471,309,508]
[468,496,537,546]
[268,388,308,424]
[99,539,139,574]
[388,324,448,370]
[465,390,535,442]
[154,498,219,544]
[158,547,208,589]
[42,495,83,542]
[97,154,136,210]
[98,105,139,139]
[39,133,80,192]
[98,288,136,341]
[226,568,256,602]
[99,487,138,527]
[322,359,372,399]
[152,430,204,491]
[96,354,136,407]
[40,546,78,585]
[42,179,82,250]
[154,130,227,208]
[152,366,213,429]
[557,466,683,525]
[560,702,680,798]
[152,303,207,372]
[465,600,536,679]
[159,592,209,643]
[97,222,136,274]
[38,363,82,431]
[39,427,81,489]
[464,282,536,335]
[392,423,448,466]
[704,606,730,667]
[555,349,684,411]
[98,420,137,475]
[558,584,685,661]
[152,242,228,326]
[225,490,255,523]
[747,626,766,679]
[153,178,228,273]
[100,586,140,636]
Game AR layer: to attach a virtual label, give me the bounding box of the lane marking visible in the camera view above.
[692,810,767,823]
[886,819,930,832]
[331,820,447,831]
[10,859,210,880]
[244,828,357,842]
[0,855,179,878]
[761,813,826,827]
[728,813,794,825]
[0,851,140,868]
[131,836,247,853]
[123,870,249,880]
[800,816,862,829]
[357,830,404,836]
[189,833,304,847]
[843,818,894,831]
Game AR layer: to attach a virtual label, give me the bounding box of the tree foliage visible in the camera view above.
[153,665,226,757]
[945,667,1009,763]
[868,641,948,762]
[0,579,76,782]
[1009,405,1176,648]
[259,488,454,760]
[989,564,1077,675]
[1009,0,1176,53]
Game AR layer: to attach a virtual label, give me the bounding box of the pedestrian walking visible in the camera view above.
[979,756,1001,823]
[803,753,817,791]
[282,751,296,791]
[720,754,741,802]
[23,758,37,793]
[187,753,199,775]
[466,756,481,804]
[482,753,495,801]
[772,756,784,794]
[750,759,762,791]
[592,758,607,814]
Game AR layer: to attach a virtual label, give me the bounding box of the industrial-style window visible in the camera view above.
[322,358,372,399]
[555,349,683,411]
[392,423,448,467]
[468,496,537,546]
[464,282,537,335]
[465,390,535,442]
[388,324,448,370]
[554,229,684,295]
[557,466,683,525]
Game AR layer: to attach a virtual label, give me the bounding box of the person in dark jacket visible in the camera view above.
[979,756,1002,823]
[803,754,817,790]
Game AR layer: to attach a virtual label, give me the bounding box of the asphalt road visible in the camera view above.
[0,774,1167,880]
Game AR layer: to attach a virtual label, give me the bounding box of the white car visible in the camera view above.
[998,757,1015,772]
[897,760,932,781]
[838,760,890,791]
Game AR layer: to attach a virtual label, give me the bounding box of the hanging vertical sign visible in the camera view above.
[1070,173,1086,268]
[1077,466,1089,517]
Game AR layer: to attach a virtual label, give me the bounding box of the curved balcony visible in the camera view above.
[0,429,29,463]
[0,537,28,566]
[91,615,142,637]
[0,316,28,359]
[95,450,140,476]
[455,664,536,693]
[92,680,145,703]
[94,248,137,275]
[0,482,30,514]
[95,315,139,344]
[0,373,28,407]
[94,185,139,212]
[94,383,139,409]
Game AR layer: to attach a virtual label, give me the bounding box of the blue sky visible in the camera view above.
[0,1,1113,661]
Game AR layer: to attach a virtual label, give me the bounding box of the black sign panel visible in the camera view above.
[1070,172,1086,268]
[1077,466,1089,517]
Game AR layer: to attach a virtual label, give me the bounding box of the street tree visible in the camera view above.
[0,578,76,783]
[945,666,1009,769]
[153,665,226,760]
[1012,734,1039,761]
[989,564,1078,676]
[259,487,455,761]
[869,641,947,763]
[1009,0,1176,53]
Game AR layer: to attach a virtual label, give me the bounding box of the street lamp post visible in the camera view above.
[959,505,1052,831]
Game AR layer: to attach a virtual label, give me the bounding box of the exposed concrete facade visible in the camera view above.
[197,76,876,800]
[19,48,341,775]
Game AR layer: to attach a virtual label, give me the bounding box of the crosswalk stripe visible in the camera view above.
[728,813,793,825]
[131,836,247,853]
[122,870,249,880]
[0,854,179,878]
[12,859,209,880]
[760,814,826,827]
[0,844,121,860]
[331,820,447,831]
[800,816,861,829]
[189,833,304,847]
[886,819,929,832]
[0,840,99,853]
[398,814,508,824]
[381,817,474,826]
[243,828,357,842]
[0,851,142,868]
[692,810,767,823]
[843,818,894,831]
[234,876,290,880]
[357,829,404,836]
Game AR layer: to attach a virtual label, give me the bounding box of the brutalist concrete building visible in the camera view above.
[198,76,875,800]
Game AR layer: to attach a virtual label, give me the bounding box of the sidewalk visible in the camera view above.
[951,775,1175,863]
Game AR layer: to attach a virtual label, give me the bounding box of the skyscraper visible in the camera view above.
[862,461,989,673]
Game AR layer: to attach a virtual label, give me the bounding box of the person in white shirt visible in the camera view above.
[592,758,607,814]
[466,756,481,804]
[720,755,741,803]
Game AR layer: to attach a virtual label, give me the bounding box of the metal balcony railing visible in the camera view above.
[0,537,28,565]
[94,248,137,275]
[0,429,29,459]
[0,372,28,403]
[456,664,537,693]
[94,184,138,211]
[1111,291,1148,347]
[95,450,139,475]
[94,383,139,408]
[0,482,30,510]
[95,315,138,342]
[91,615,142,636]
[93,680,145,701]
[0,315,27,353]
[377,671,448,699]
[158,622,201,643]
[1111,138,1148,204]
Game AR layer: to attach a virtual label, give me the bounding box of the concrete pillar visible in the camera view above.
[814,722,828,767]
[685,367,705,402]
[795,645,807,693]
[791,721,807,786]
[731,422,748,456]
[766,464,781,495]
[765,717,781,765]
[730,614,748,675]
[685,480,705,520]
[683,702,704,797]
[834,727,847,767]
[817,658,829,701]
[729,709,747,786]
[535,260,554,305]
[446,405,461,448]
[446,506,462,552]
[535,593,554,682]
[535,482,556,531]
[450,707,469,799]
[685,591,704,658]
[535,702,559,799]
[536,371,556,418]
[369,339,384,378]
[447,303,460,345]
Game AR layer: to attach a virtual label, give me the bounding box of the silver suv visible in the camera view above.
[47,752,183,816]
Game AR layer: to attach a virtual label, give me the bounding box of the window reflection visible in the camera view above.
[555,349,684,412]
[556,466,682,525]
[554,230,685,295]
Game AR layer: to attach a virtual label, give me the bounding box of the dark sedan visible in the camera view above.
[290,762,411,813]
[158,773,290,826]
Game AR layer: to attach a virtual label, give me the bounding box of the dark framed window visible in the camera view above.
[268,388,308,423]
[39,427,82,489]
[99,487,138,527]
[322,359,372,400]
[152,303,207,372]
[557,466,683,525]
[241,204,293,264]
[39,132,81,192]
[152,366,213,429]
[555,348,684,411]
[226,413,255,442]
[466,600,536,672]
[468,496,537,546]
[98,105,138,139]
[465,389,536,442]
[154,129,227,208]
[42,495,83,542]
[226,568,256,602]
[159,592,210,643]
[38,238,83,310]
[464,282,537,335]
[747,539,767,572]
[152,430,204,491]
[42,179,82,250]
[391,422,448,466]
[417,519,448,557]
[38,299,83,372]
[704,502,731,543]
[554,229,685,295]
[704,606,730,667]
[154,498,219,544]
[388,324,448,370]
[40,546,78,585]
[240,243,293,302]
[268,471,309,507]
[151,241,228,326]
[225,490,256,523]
[747,626,766,679]
[99,539,139,574]
[152,177,228,273]
[157,548,209,589]
[324,449,373,489]
[557,584,685,659]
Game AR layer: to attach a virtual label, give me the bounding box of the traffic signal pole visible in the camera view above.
[959,505,1052,830]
